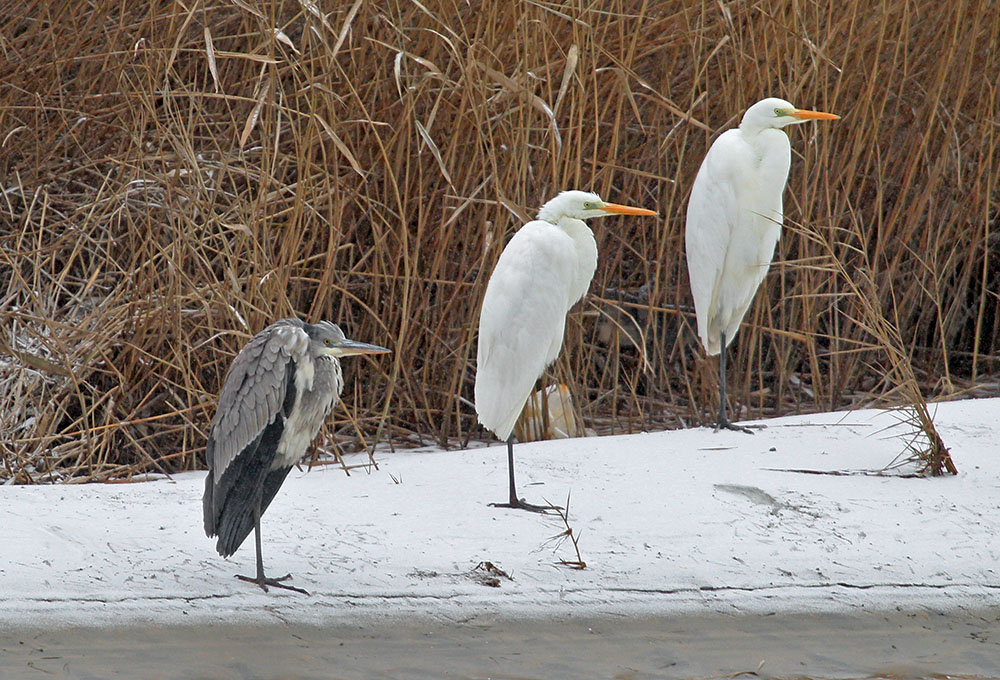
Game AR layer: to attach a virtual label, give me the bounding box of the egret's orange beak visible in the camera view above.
[600,203,658,217]
[790,108,840,121]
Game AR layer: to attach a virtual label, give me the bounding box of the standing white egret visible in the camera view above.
[685,97,839,432]
[475,190,657,512]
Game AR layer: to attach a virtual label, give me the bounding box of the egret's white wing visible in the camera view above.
[718,129,789,346]
[475,220,579,441]
[686,131,748,355]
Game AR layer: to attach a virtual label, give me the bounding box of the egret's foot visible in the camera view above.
[489,498,561,514]
[714,418,764,434]
[235,572,310,595]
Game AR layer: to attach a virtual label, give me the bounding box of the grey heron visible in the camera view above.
[203,318,390,594]
[475,190,656,512]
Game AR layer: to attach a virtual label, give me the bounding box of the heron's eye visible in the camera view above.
[324,338,332,345]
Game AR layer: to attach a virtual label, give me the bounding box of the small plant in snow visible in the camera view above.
[541,493,586,570]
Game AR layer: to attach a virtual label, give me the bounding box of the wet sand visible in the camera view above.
[2,609,998,679]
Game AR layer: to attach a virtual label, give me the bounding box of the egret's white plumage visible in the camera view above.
[475,190,656,510]
[475,214,594,441]
[685,97,839,429]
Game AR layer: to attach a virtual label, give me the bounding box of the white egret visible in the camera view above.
[475,190,657,512]
[685,97,839,432]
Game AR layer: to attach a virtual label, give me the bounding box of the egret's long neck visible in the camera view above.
[557,216,599,305]
[739,117,766,138]
[738,125,792,190]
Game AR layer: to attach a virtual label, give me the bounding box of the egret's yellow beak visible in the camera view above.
[790,108,840,121]
[599,203,658,217]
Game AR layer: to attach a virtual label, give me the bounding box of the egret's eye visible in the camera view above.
[583,201,594,209]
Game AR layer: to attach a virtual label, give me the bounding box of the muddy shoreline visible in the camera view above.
[3,609,998,679]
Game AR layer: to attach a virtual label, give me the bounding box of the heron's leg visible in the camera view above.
[715,331,758,434]
[252,499,266,582]
[489,437,559,513]
[235,494,309,595]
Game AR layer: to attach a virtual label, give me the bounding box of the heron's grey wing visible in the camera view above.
[207,320,310,478]
[203,320,309,541]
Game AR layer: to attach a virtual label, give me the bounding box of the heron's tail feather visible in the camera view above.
[215,500,256,558]
[213,466,293,557]
[205,416,286,557]
[203,469,215,537]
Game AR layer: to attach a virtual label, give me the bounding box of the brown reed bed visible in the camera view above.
[1,0,998,482]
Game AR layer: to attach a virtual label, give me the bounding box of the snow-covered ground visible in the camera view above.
[2,399,998,628]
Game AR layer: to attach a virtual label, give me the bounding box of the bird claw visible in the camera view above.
[489,498,562,514]
[235,573,310,595]
[714,419,765,435]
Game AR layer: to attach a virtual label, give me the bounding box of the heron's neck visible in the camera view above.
[313,355,345,397]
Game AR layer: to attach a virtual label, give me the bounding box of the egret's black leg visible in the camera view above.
[489,437,559,513]
[715,331,760,434]
[235,494,309,595]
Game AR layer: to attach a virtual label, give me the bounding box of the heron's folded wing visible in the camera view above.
[205,319,309,481]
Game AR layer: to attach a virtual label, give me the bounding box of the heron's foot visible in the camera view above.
[235,572,310,595]
[489,497,561,514]
[714,418,764,435]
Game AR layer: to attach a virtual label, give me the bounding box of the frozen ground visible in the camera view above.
[2,398,998,630]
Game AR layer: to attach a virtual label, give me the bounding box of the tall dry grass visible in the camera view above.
[1,0,997,482]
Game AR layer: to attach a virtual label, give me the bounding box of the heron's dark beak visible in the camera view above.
[332,339,392,357]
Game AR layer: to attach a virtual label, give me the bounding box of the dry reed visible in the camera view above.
[1,0,998,482]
